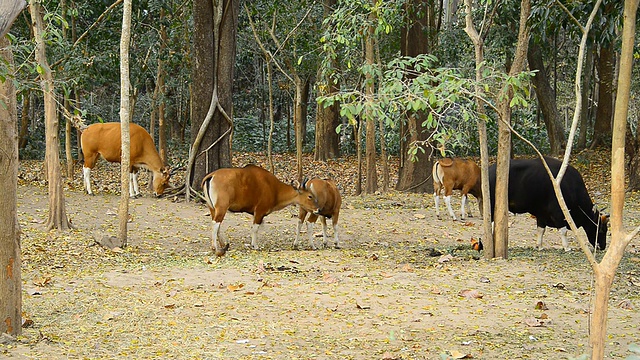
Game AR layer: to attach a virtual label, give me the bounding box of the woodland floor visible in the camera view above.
[2,151,640,360]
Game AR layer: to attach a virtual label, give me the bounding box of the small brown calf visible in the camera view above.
[201,165,319,257]
[432,158,482,220]
[294,178,342,250]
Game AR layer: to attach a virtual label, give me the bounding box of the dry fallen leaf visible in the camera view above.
[449,349,473,359]
[458,289,483,299]
[524,317,545,327]
[227,283,245,292]
[438,254,454,263]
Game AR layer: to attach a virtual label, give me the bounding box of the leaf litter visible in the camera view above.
[8,150,640,359]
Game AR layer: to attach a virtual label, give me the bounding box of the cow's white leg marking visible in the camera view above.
[306,222,317,250]
[536,226,546,250]
[332,221,340,248]
[320,217,329,248]
[212,221,222,253]
[250,222,261,250]
[83,167,93,194]
[130,172,140,197]
[461,194,468,219]
[294,219,304,249]
[559,227,571,251]
[444,195,457,220]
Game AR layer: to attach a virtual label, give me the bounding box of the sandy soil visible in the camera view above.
[2,172,639,360]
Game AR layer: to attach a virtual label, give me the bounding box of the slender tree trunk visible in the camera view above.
[527,41,565,155]
[30,0,71,231]
[364,4,377,194]
[0,32,22,336]
[591,43,615,148]
[464,0,493,258]
[294,76,305,183]
[355,120,362,195]
[157,8,167,163]
[18,90,29,149]
[590,1,639,358]
[494,0,530,259]
[577,45,594,149]
[118,0,132,246]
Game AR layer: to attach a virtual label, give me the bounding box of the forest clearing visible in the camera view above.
[4,153,640,360]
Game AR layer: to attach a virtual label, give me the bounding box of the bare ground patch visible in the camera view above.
[4,179,640,359]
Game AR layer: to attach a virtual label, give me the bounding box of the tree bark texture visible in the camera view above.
[592,1,639,357]
[118,0,132,246]
[190,0,238,190]
[0,35,22,336]
[30,0,71,231]
[527,41,566,155]
[314,0,340,161]
[494,0,530,259]
[577,45,594,149]
[364,6,377,194]
[463,0,493,258]
[591,43,615,148]
[396,0,435,193]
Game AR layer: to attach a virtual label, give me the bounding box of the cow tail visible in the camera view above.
[202,175,215,209]
[432,161,443,185]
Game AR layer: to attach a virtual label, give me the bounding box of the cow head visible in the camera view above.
[153,166,172,196]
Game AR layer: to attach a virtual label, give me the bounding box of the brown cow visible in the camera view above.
[80,122,170,197]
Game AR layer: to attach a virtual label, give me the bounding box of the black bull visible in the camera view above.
[488,157,608,250]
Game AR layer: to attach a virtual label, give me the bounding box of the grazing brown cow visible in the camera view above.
[294,178,342,250]
[81,122,170,197]
[201,165,319,257]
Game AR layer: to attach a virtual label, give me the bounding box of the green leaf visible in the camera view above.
[36,64,44,75]
[297,55,303,65]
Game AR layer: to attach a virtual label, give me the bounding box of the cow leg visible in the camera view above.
[332,216,340,249]
[559,227,571,251]
[83,167,93,195]
[129,172,140,198]
[434,191,441,219]
[460,194,469,219]
[210,207,229,257]
[444,195,457,221]
[536,226,546,250]
[294,209,308,250]
[320,216,330,248]
[250,215,265,250]
[306,214,320,250]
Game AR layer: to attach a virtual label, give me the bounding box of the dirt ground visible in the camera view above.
[3,158,640,360]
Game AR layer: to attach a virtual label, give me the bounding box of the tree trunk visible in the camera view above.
[591,43,615,148]
[294,76,306,182]
[590,1,639,357]
[364,5,377,194]
[527,41,565,155]
[577,45,594,149]
[18,90,30,150]
[314,0,340,161]
[464,0,493,258]
[30,0,71,231]
[494,0,531,259]
[157,8,167,163]
[118,0,132,246]
[396,0,436,193]
[189,0,238,193]
[0,33,22,337]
